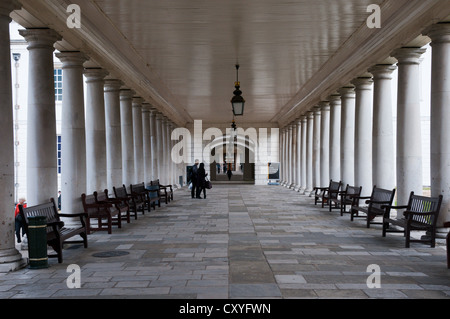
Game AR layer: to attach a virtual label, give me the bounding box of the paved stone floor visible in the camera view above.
[1,184,449,299]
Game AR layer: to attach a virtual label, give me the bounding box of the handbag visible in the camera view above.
[205,178,212,189]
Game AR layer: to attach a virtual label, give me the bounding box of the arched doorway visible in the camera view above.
[207,134,255,184]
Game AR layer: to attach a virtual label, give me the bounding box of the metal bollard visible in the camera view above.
[27,216,48,269]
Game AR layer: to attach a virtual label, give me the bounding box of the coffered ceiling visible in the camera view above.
[11,0,450,127]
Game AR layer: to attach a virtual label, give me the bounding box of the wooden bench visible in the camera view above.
[131,182,159,212]
[19,198,88,264]
[445,221,450,269]
[101,189,131,224]
[313,180,342,208]
[113,185,139,220]
[350,186,396,228]
[81,192,122,234]
[329,184,362,215]
[151,179,172,204]
[382,192,443,248]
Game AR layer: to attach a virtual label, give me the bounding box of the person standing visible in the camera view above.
[191,159,199,198]
[196,163,208,199]
[14,198,26,243]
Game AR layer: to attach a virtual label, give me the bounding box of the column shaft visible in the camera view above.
[393,47,426,205]
[142,103,152,184]
[150,108,158,180]
[84,68,108,193]
[352,77,373,196]
[428,23,450,226]
[312,107,321,188]
[329,94,341,182]
[320,101,330,186]
[370,65,396,190]
[56,51,88,214]
[300,116,307,193]
[305,112,314,193]
[339,86,356,188]
[120,89,135,186]
[0,0,26,272]
[20,28,62,205]
[132,97,144,183]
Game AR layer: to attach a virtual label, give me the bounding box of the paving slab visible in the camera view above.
[0,184,448,300]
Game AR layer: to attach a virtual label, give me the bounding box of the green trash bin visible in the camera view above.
[27,216,48,269]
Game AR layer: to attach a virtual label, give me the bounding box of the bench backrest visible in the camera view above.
[406,192,443,226]
[95,190,108,202]
[370,186,396,211]
[81,193,98,214]
[347,185,362,197]
[131,183,146,194]
[19,199,59,235]
[150,180,160,187]
[329,181,342,199]
[114,185,128,199]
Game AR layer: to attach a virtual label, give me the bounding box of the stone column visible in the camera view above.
[142,103,152,185]
[149,108,158,180]
[352,77,373,196]
[287,124,293,188]
[132,97,144,184]
[19,28,62,206]
[155,113,164,178]
[305,111,314,194]
[280,128,285,185]
[427,23,450,227]
[319,101,330,186]
[369,64,397,190]
[84,68,108,193]
[392,47,426,205]
[339,86,356,188]
[295,119,302,191]
[161,117,168,183]
[55,51,88,215]
[104,79,123,191]
[0,0,26,272]
[120,89,135,186]
[282,128,288,186]
[329,93,341,182]
[300,116,307,193]
[312,106,321,188]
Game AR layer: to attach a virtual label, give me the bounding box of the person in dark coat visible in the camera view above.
[191,159,199,198]
[196,163,208,199]
[227,168,233,181]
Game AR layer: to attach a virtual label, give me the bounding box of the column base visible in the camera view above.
[0,248,27,273]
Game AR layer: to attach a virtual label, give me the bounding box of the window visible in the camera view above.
[57,135,62,174]
[54,68,63,101]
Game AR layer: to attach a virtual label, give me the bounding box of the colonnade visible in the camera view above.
[280,22,450,229]
[0,1,181,271]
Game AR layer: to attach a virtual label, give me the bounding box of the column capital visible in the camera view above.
[319,101,330,111]
[307,111,314,119]
[338,86,355,98]
[351,76,373,90]
[391,47,427,65]
[55,51,89,68]
[425,22,450,44]
[313,105,321,115]
[369,64,397,80]
[132,96,144,106]
[19,28,62,50]
[104,79,123,92]
[328,93,341,103]
[84,67,109,82]
[142,102,152,112]
[0,0,21,20]
[296,118,302,126]
[119,89,135,101]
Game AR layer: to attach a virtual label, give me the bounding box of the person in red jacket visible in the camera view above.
[14,198,26,243]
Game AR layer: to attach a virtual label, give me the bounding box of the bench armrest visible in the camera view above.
[47,221,65,228]
[380,204,408,210]
[365,200,392,205]
[59,212,88,218]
